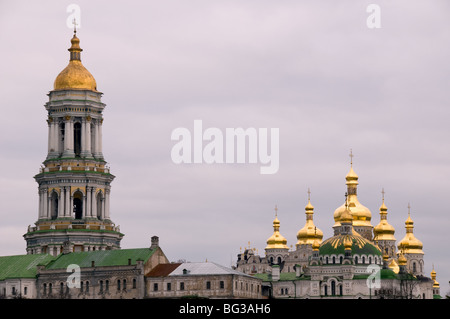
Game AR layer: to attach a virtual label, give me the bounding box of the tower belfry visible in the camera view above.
[23,30,123,255]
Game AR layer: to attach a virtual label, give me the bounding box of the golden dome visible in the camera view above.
[296,193,324,246]
[265,208,289,250]
[431,267,440,288]
[333,165,372,228]
[312,239,320,251]
[343,235,353,250]
[373,196,396,241]
[397,209,424,255]
[53,32,97,91]
[389,258,400,274]
[398,253,407,266]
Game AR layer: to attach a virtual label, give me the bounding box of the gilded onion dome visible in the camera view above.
[296,190,323,246]
[397,206,424,254]
[373,193,396,241]
[431,267,440,289]
[54,31,97,91]
[333,160,372,228]
[265,207,289,250]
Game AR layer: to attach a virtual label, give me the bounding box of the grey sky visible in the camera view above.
[1,1,449,294]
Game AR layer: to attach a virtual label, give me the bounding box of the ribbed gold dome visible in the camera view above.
[398,210,424,255]
[53,32,97,91]
[333,166,372,228]
[431,267,440,288]
[266,210,289,250]
[296,196,323,246]
[373,198,396,241]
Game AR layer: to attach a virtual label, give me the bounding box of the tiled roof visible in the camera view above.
[45,248,156,270]
[0,254,55,280]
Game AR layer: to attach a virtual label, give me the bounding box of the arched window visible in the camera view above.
[73,191,83,219]
[133,279,137,289]
[324,285,328,296]
[277,257,281,264]
[362,256,365,264]
[332,256,336,264]
[355,256,358,264]
[326,257,329,264]
[331,281,336,296]
[99,280,104,293]
[105,280,109,292]
[340,256,343,264]
[96,191,104,220]
[86,281,89,293]
[50,192,59,220]
[59,122,65,154]
[339,285,343,296]
[369,257,372,264]
[123,279,127,290]
[74,122,82,157]
[117,279,121,291]
[413,262,417,273]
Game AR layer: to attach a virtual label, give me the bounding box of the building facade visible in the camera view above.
[235,160,441,299]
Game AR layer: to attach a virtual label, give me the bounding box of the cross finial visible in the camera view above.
[407,202,411,216]
[345,192,349,208]
[274,205,278,217]
[349,149,354,167]
[307,188,311,201]
[72,18,78,34]
[381,188,385,202]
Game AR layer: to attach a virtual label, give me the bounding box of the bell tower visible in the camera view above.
[24,28,123,255]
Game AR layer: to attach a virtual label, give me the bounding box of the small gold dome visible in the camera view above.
[343,235,353,250]
[296,197,323,246]
[397,211,424,255]
[312,239,320,251]
[373,199,396,241]
[53,33,97,91]
[265,211,289,250]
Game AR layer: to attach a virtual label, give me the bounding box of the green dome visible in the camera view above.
[319,233,382,256]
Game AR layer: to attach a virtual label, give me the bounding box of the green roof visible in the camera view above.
[45,248,156,270]
[319,234,382,256]
[0,254,55,280]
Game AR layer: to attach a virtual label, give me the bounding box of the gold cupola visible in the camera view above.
[373,190,396,241]
[54,29,98,91]
[431,266,440,290]
[265,206,289,250]
[296,189,323,246]
[397,204,424,254]
[333,151,372,229]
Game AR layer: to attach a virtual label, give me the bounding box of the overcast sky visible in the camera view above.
[0,1,449,294]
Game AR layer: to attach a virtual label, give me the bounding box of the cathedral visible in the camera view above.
[235,157,442,299]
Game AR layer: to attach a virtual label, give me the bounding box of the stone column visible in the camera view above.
[64,187,71,217]
[63,116,75,158]
[42,189,48,220]
[85,116,92,158]
[86,187,92,218]
[105,188,110,220]
[39,189,44,219]
[81,119,86,157]
[92,190,97,219]
[98,119,103,158]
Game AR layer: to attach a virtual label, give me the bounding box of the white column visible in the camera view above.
[47,120,52,155]
[42,189,48,220]
[105,189,110,220]
[92,190,97,218]
[63,117,75,158]
[39,189,44,219]
[85,117,92,158]
[58,190,64,218]
[86,187,91,218]
[81,119,86,156]
[64,187,71,217]
[98,119,103,158]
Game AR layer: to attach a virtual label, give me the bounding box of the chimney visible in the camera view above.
[150,236,159,249]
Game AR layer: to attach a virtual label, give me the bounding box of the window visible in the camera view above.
[49,283,53,294]
[86,281,89,293]
[326,257,329,264]
[74,122,82,157]
[340,256,343,264]
[362,256,365,264]
[99,280,104,293]
[105,280,109,292]
[73,191,83,219]
[60,282,64,293]
[331,281,336,296]
[332,256,336,264]
[153,283,158,291]
[43,284,47,295]
[324,285,328,296]
[80,282,84,293]
[123,279,127,290]
[206,281,211,290]
[167,283,171,291]
[180,282,185,291]
[220,281,224,289]
[133,279,137,289]
[355,256,358,264]
[12,287,16,295]
[117,279,121,291]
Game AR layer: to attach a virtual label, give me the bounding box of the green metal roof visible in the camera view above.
[45,248,156,270]
[253,272,310,282]
[319,234,382,256]
[0,254,55,280]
